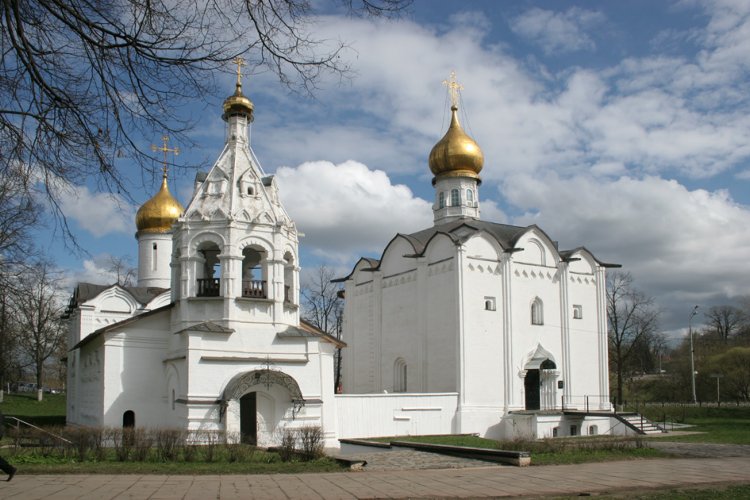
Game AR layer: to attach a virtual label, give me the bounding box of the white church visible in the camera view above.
[66,70,624,446]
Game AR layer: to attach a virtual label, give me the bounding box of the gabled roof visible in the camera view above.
[68,283,169,310]
[174,321,234,335]
[276,319,347,348]
[337,217,619,282]
[72,303,174,350]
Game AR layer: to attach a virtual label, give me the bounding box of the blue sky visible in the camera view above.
[43,0,750,341]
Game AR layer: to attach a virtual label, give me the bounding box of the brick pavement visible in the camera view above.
[0,455,749,499]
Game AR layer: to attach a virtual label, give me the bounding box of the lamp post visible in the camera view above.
[689,305,699,404]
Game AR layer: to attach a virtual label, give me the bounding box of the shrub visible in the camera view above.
[131,428,153,462]
[109,428,131,462]
[297,426,324,461]
[155,428,183,462]
[278,428,296,462]
[200,430,222,463]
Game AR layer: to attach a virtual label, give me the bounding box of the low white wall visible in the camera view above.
[336,393,458,439]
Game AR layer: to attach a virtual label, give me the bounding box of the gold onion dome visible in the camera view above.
[222,81,254,121]
[428,105,484,181]
[135,175,184,233]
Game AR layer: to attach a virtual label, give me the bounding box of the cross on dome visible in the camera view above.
[233,56,247,87]
[443,71,463,108]
[151,135,179,178]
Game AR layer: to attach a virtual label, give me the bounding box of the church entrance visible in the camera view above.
[239,392,257,445]
[524,370,540,410]
[524,357,558,411]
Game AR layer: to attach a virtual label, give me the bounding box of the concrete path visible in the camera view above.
[0,456,749,499]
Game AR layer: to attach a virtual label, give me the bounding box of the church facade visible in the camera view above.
[336,78,616,439]
[66,69,342,446]
[66,72,622,445]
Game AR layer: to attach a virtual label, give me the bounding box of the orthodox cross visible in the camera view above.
[233,56,247,87]
[151,135,179,178]
[443,71,463,107]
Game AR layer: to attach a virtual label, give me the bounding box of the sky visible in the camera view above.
[42,0,750,342]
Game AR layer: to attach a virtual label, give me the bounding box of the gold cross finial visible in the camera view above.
[151,134,179,178]
[233,56,247,87]
[442,71,463,107]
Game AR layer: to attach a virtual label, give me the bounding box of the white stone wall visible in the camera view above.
[336,393,459,439]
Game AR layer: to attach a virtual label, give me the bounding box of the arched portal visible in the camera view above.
[222,369,304,446]
[523,345,559,411]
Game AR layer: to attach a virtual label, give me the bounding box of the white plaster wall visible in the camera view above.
[336,393,458,438]
[100,313,170,428]
[137,232,173,288]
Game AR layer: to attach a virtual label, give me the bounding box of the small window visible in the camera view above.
[484,297,496,311]
[394,358,407,392]
[552,427,558,437]
[531,297,544,325]
[451,188,460,206]
[588,425,598,436]
[570,425,578,436]
[573,305,583,319]
[438,191,445,209]
[466,189,474,204]
[171,389,176,411]
[247,186,254,196]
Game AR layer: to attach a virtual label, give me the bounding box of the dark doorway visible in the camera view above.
[122,410,135,428]
[240,392,257,445]
[524,369,540,410]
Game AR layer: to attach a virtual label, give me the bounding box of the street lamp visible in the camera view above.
[689,305,699,404]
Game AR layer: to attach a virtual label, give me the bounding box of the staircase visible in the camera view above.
[615,412,664,434]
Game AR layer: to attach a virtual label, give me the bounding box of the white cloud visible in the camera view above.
[55,183,136,237]
[503,173,750,332]
[276,160,432,262]
[509,7,605,55]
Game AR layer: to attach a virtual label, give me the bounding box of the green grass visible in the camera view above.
[1,393,66,426]
[369,434,671,465]
[9,456,344,475]
[637,405,750,444]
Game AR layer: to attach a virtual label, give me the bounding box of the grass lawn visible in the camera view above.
[638,405,750,444]
[371,434,670,465]
[1,393,66,427]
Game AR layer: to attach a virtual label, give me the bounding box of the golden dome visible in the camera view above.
[428,105,484,181]
[135,175,184,234]
[222,82,254,122]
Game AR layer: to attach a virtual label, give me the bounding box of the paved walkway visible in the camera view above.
[1,456,749,499]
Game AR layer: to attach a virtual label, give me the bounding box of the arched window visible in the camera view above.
[152,243,158,271]
[283,251,294,304]
[466,189,474,204]
[394,358,407,392]
[241,246,267,298]
[123,410,135,428]
[451,188,460,206]
[588,425,598,436]
[196,242,221,297]
[531,297,544,325]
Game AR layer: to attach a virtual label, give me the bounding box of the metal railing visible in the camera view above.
[196,278,220,297]
[241,280,266,298]
[4,416,72,448]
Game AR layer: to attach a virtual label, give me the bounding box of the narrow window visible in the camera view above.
[451,188,460,206]
[552,427,558,437]
[152,243,157,272]
[466,189,474,205]
[438,191,445,209]
[171,389,176,411]
[573,305,583,319]
[394,358,407,392]
[484,297,496,311]
[588,425,598,436]
[570,425,578,436]
[531,297,544,325]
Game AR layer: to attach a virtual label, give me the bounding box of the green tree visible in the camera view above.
[607,272,660,405]
[707,347,750,401]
